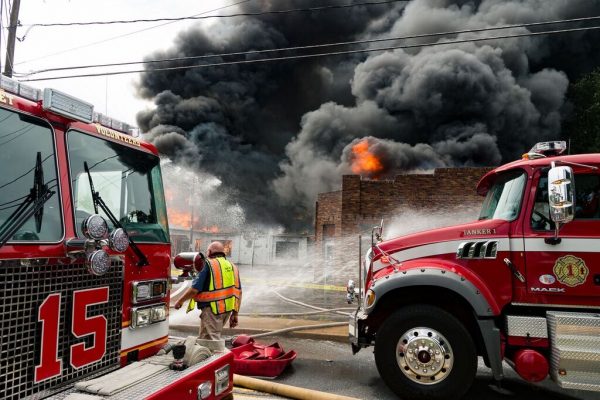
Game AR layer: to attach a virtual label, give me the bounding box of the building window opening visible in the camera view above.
[275,241,299,259]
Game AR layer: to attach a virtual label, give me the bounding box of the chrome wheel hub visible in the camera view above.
[396,327,453,385]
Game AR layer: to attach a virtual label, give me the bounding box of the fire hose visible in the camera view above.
[240,290,350,339]
[172,280,352,338]
[233,374,361,400]
[170,287,357,397]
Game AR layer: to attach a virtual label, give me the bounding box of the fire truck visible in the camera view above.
[347,141,600,400]
[0,76,233,400]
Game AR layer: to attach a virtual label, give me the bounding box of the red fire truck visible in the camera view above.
[0,76,233,400]
[347,141,600,400]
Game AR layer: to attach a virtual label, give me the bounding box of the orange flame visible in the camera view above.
[350,139,384,177]
[165,186,222,232]
[168,209,193,229]
[201,225,220,233]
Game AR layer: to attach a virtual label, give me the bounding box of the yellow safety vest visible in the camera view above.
[194,257,241,315]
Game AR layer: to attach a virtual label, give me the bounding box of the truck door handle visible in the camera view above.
[504,258,526,283]
[544,237,562,245]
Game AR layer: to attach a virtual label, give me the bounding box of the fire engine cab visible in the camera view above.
[348,141,600,400]
[0,76,233,400]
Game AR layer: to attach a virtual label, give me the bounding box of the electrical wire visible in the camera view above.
[14,0,405,29]
[0,181,58,211]
[20,23,600,82]
[0,153,53,191]
[16,14,600,78]
[14,0,252,66]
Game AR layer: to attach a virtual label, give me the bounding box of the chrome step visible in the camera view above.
[547,311,600,392]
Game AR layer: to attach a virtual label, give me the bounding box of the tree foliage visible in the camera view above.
[562,68,600,154]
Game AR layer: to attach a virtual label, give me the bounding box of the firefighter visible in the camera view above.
[174,241,241,339]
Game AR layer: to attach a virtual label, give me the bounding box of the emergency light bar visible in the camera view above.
[43,88,94,123]
[522,141,567,160]
[0,75,138,133]
[93,111,134,135]
[0,75,41,101]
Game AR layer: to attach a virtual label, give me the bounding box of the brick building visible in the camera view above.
[314,168,492,283]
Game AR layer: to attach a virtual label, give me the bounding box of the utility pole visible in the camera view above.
[189,176,195,251]
[4,0,21,77]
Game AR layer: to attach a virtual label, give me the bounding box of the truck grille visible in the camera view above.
[0,258,123,400]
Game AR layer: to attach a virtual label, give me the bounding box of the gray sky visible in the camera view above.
[3,0,229,127]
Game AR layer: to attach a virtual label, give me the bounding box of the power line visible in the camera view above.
[20,23,600,82]
[14,0,252,66]
[15,14,600,78]
[14,0,405,29]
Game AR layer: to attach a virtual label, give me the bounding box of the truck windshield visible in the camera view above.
[479,170,526,221]
[0,107,62,242]
[67,130,169,243]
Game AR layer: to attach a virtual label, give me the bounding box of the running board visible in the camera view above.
[547,311,600,392]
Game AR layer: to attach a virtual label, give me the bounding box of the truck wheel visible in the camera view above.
[375,305,476,400]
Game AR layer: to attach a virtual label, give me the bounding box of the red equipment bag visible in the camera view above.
[230,337,297,378]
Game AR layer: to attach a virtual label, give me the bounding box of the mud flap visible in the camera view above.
[477,318,504,382]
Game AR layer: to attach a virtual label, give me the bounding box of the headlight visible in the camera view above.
[214,365,230,395]
[109,228,129,253]
[132,280,167,304]
[197,381,212,399]
[151,304,167,322]
[87,249,110,276]
[131,304,167,329]
[82,214,108,240]
[131,307,151,329]
[133,282,151,303]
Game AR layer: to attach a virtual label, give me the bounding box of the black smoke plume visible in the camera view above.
[137,0,600,229]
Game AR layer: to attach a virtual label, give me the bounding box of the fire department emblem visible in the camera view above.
[553,255,589,287]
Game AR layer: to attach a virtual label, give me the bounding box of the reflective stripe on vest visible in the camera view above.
[194,257,241,314]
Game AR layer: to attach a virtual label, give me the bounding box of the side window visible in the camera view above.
[575,174,600,219]
[531,176,555,231]
[531,173,600,231]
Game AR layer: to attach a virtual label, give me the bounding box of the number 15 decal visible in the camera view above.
[34,287,109,383]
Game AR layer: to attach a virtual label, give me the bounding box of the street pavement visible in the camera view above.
[170,263,351,341]
[169,264,596,400]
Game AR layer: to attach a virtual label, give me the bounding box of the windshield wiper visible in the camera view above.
[0,152,55,248]
[84,162,149,267]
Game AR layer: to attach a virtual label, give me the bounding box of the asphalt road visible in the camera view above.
[168,331,596,400]
[171,264,597,400]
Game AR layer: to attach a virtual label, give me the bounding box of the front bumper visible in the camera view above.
[349,309,370,352]
[48,351,234,400]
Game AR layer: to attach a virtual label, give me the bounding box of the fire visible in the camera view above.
[166,209,221,232]
[201,225,220,233]
[168,208,192,229]
[350,139,384,177]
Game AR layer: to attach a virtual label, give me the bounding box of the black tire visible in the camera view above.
[375,305,477,400]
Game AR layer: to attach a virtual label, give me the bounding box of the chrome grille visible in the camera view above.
[0,258,123,400]
[456,240,498,259]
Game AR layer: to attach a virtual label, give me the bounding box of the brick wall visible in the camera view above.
[314,167,493,284]
[315,190,342,244]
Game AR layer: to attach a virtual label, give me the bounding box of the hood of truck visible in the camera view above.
[374,218,508,270]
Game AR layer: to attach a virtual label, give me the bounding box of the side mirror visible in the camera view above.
[548,166,575,224]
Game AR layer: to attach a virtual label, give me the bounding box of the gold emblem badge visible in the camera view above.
[553,255,589,287]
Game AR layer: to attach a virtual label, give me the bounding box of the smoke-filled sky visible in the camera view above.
[137,0,600,230]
